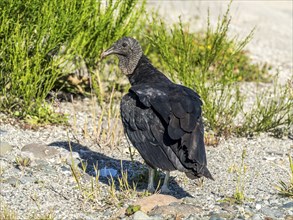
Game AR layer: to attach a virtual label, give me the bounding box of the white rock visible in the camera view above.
[255,203,262,210]
[100,167,117,177]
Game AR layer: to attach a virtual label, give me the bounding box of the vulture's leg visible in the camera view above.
[147,167,155,193]
[161,171,171,193]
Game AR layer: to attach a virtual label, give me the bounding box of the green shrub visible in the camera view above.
[146,8,250,135]
[275,154,293,198]
[238,79,293,137]
[0,0,144,123]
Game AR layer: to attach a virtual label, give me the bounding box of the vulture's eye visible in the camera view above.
[122,42,128,47]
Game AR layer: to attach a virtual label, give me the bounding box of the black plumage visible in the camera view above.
[101,37,213,192]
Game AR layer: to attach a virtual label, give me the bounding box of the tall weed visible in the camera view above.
[238,79,293,137]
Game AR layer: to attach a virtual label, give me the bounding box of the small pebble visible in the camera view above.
[0,160,10,172]
[255,203,262,210]
[132,211,151,220]
[209,214,225,220]
[282,202,293,209]
[261,207,284,219]
[0,142,13,156]
[22,143,59,159]
[0,129,7,136]
[5,176,19,187]
[19,176,37,184]
[251,213,263,220]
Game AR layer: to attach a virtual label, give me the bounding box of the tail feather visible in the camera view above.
[185,165,214,181]
[201,166,214,180]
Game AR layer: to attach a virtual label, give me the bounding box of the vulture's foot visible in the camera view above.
[161,185,171,193]
[147,185,156,193]
[161,171,171,193]
[147,167,156,193]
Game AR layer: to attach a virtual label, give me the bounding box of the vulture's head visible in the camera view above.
[101,37,143,75]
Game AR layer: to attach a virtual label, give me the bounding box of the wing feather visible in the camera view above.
[171,101,186,118]
[121,92,176,170]
[168,115,185,140]
[121,83,213,180]
[180,113,197,132]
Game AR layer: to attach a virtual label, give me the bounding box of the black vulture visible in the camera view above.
[101,37,214,193]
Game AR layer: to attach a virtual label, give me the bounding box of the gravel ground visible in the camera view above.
[1,1,293,220]
[0,99,292,220]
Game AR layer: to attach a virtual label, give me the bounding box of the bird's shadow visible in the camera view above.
[49,141,192,199]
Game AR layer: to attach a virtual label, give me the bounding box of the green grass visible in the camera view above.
[67,137,143,209]
[218,148,254,205]
[0,202,17,220]
[68,146,102,208]
[225,148,248,204]
[232,149,247,203]
[69,89,124,149]
[125,205,141,216]
[237,79,292,137]
[15,156,32,169]
[31,211,55,220]
[275,154,293,197]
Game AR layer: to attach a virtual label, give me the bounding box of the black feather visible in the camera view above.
[180,113,197,132]
[168,115,185,140]
[171,101,186,118]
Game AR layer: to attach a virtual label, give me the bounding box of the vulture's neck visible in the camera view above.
[127,55,171,86]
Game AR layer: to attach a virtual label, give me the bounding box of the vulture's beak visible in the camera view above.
[100,47,116,59]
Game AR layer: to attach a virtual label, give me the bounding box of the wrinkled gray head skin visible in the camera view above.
[101,37,143,75]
